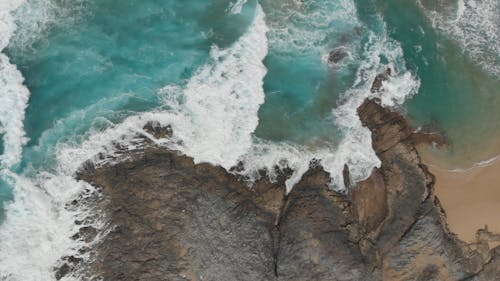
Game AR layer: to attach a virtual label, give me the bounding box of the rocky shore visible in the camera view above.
[58,100,500,280]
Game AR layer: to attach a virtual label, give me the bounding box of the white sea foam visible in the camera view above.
[156,5,268,168]
[58,3,269,175]
[175,20,418,192]
[456,0,465,20]
[2,13,267,278]
[48,3,267,175]
[418,0,500,76]
[0,54,30,169]
[327,31,420,189]
[236,12,419,192]
[8,0,87,53]
[0,171,101,281]
[0,1,102,280]
[227,0,248,14]
[0,0,30,169]
[262,0,358,54]
[0,0,25,50]
[55,3,306,193]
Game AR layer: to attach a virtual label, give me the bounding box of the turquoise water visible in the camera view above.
[0,0,498,277]
[10,0,235,170]
[255,0,360,143]
[378,0,500,165]
[0,0,497,218]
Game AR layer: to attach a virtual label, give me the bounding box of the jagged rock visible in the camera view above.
[71,226,98,243]
[54,263,70,280]
[69,99,500,281]
[357,99,492,280]
[276,166,371,281]
[371,68,392,93]
[143,121,172,139]
[342,164,351,189]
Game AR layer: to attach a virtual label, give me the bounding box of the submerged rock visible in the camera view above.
[327,48,348,64]
[142,121,173,139]
[411,120,448,148]
[68,99,500,280]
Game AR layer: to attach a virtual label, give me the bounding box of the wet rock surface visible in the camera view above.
[370,68,392,93]
[67,100,500,280]
[327,48,348,64]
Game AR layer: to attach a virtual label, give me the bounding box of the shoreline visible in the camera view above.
[418,145,500,243]
[62,100,500,280]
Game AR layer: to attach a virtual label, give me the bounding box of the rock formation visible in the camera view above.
[327,48,348,64]
[57,100,500,280]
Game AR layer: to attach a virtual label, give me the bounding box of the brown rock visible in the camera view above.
[351,168,387,235]
[77,148,283,281]
[143,121,172,139]
[342,164,351,189]
[276,166,371,281]
[358,99,491,280]
[66,99,500,281]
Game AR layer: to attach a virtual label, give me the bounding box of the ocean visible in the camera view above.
[0,0,498,279]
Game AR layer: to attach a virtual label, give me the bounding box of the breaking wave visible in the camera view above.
[0,1,421,279]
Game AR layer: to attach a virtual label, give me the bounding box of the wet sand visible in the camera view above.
[418,146,500,242]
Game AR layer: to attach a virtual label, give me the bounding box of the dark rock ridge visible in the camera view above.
[61,100,500,280]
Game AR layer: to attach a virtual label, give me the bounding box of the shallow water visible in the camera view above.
[379,0,500,166]
[0,0,498,279]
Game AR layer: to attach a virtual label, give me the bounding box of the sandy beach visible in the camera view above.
[418,146,500,243]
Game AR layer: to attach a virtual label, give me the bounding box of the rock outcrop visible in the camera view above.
[61,100,500,280]
[327,48,348,64]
